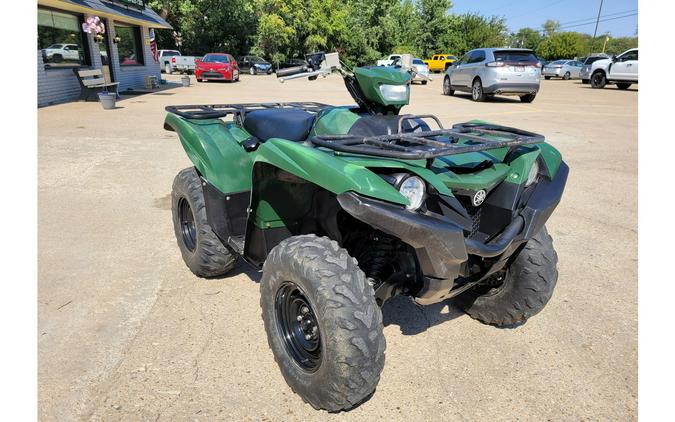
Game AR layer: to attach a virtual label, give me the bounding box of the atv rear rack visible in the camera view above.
[165,102,331,120]
[310,120,545,160]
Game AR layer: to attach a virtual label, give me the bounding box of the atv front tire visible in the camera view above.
[171,167,236,277]
[455,226,558,326]
[260,235,385,411]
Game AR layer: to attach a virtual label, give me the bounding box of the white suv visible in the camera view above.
[590,48,638,90]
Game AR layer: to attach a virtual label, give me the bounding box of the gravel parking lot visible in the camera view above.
[38,73,637,421]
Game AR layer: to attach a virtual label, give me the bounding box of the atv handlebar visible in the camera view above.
[276,65,307,78]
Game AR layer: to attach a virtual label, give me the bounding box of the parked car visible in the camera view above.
[423,54,458,73]
[159,50,197,74]
[276,58,308,72]
[579,54,610,83]
[443,48,540,102]
[42,43,81,64]
[194,53,239,82]
[589,48,638,89]
[541,60,583,80]
[377,54,404,67]
[238,56,273,75]
[411,58,430,84]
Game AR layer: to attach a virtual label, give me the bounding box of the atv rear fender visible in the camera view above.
[164,113,253,193]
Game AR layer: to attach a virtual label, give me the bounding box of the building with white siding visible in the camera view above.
[38,0,171,107]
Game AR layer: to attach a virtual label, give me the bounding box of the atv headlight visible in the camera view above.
[398,176,425,210]
[525,161,539,186]
[379,84,408,101]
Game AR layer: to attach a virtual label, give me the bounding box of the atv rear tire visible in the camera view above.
[171,167,236,277]
[455,226,558,326]
[260,235,385,411]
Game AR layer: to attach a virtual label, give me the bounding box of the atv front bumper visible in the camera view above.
[337,162,568,305]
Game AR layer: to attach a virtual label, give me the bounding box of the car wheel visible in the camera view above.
[544,76,551,80]
[443,76,454,96]
[52,54,63,63]
[520,93,536,103]
[422,80,428,85]
[616,82,632,90]
[196,78,203,82]
[260,235,385,411]
[563,72,571,80]
[591,72,607,89]
[165,63,172,74]
[250,67,256,75]
[471,78,486,102]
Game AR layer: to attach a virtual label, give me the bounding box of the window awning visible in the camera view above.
[39,0,172,29]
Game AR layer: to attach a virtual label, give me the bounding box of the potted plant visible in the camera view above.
[98,87,116,110]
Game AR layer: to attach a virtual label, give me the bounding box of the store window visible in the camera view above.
[38,8,88,68]
[115,24,144,66]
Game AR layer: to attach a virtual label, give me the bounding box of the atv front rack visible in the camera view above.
[165,102,331,120]
[310,120,545,160]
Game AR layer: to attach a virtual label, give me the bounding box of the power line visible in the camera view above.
[557,9,637,26]
[558,12,638,30]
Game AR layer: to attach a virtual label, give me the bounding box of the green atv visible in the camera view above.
[164,52,568,411]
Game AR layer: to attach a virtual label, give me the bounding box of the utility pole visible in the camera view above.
[589,0,604,54]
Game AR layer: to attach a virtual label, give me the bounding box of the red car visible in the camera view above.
[195,53,239,82]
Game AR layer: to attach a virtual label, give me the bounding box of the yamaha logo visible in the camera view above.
[472,189,487,206]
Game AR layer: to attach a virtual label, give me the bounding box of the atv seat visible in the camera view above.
[243,108,315,143]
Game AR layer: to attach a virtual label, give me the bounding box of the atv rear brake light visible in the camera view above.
[485,61,505,67]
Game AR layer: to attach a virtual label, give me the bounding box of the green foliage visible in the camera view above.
[542,19,560,36]
[509,27,543,51]
[147,1,638,65]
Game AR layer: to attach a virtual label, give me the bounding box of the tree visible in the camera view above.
[537,32,585,60]
[255,13,294,65]
[510,27,543,50]
[444,13,509,56]
[542,19,560,36]
[417,0,453,58]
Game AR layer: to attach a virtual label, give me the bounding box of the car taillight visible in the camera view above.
[485,61,505,67]
[171,57,176,63]
[533,62,541,68]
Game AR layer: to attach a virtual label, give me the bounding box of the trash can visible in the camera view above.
[181,75,191,87]
[98,92,116,110]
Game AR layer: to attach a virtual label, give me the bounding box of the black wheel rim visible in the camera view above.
[275,282,322,372]
[177,197,197,252]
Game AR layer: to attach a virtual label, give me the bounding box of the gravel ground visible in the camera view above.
[38,73,637,421]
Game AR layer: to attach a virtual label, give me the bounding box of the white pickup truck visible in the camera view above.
[589,48,638,90]
[376,54,403,67]
[159,50,197,74]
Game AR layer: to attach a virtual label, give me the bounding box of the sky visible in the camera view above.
[451,0,638,37]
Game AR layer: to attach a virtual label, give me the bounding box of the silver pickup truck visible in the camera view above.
[159,50,197,74]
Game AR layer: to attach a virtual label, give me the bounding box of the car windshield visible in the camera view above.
[204,54,229,63]
[494,50,538,63]
[413,59,425,65]
[551,60,567,65]
[250,57,267,64]
[584,56,605,65]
